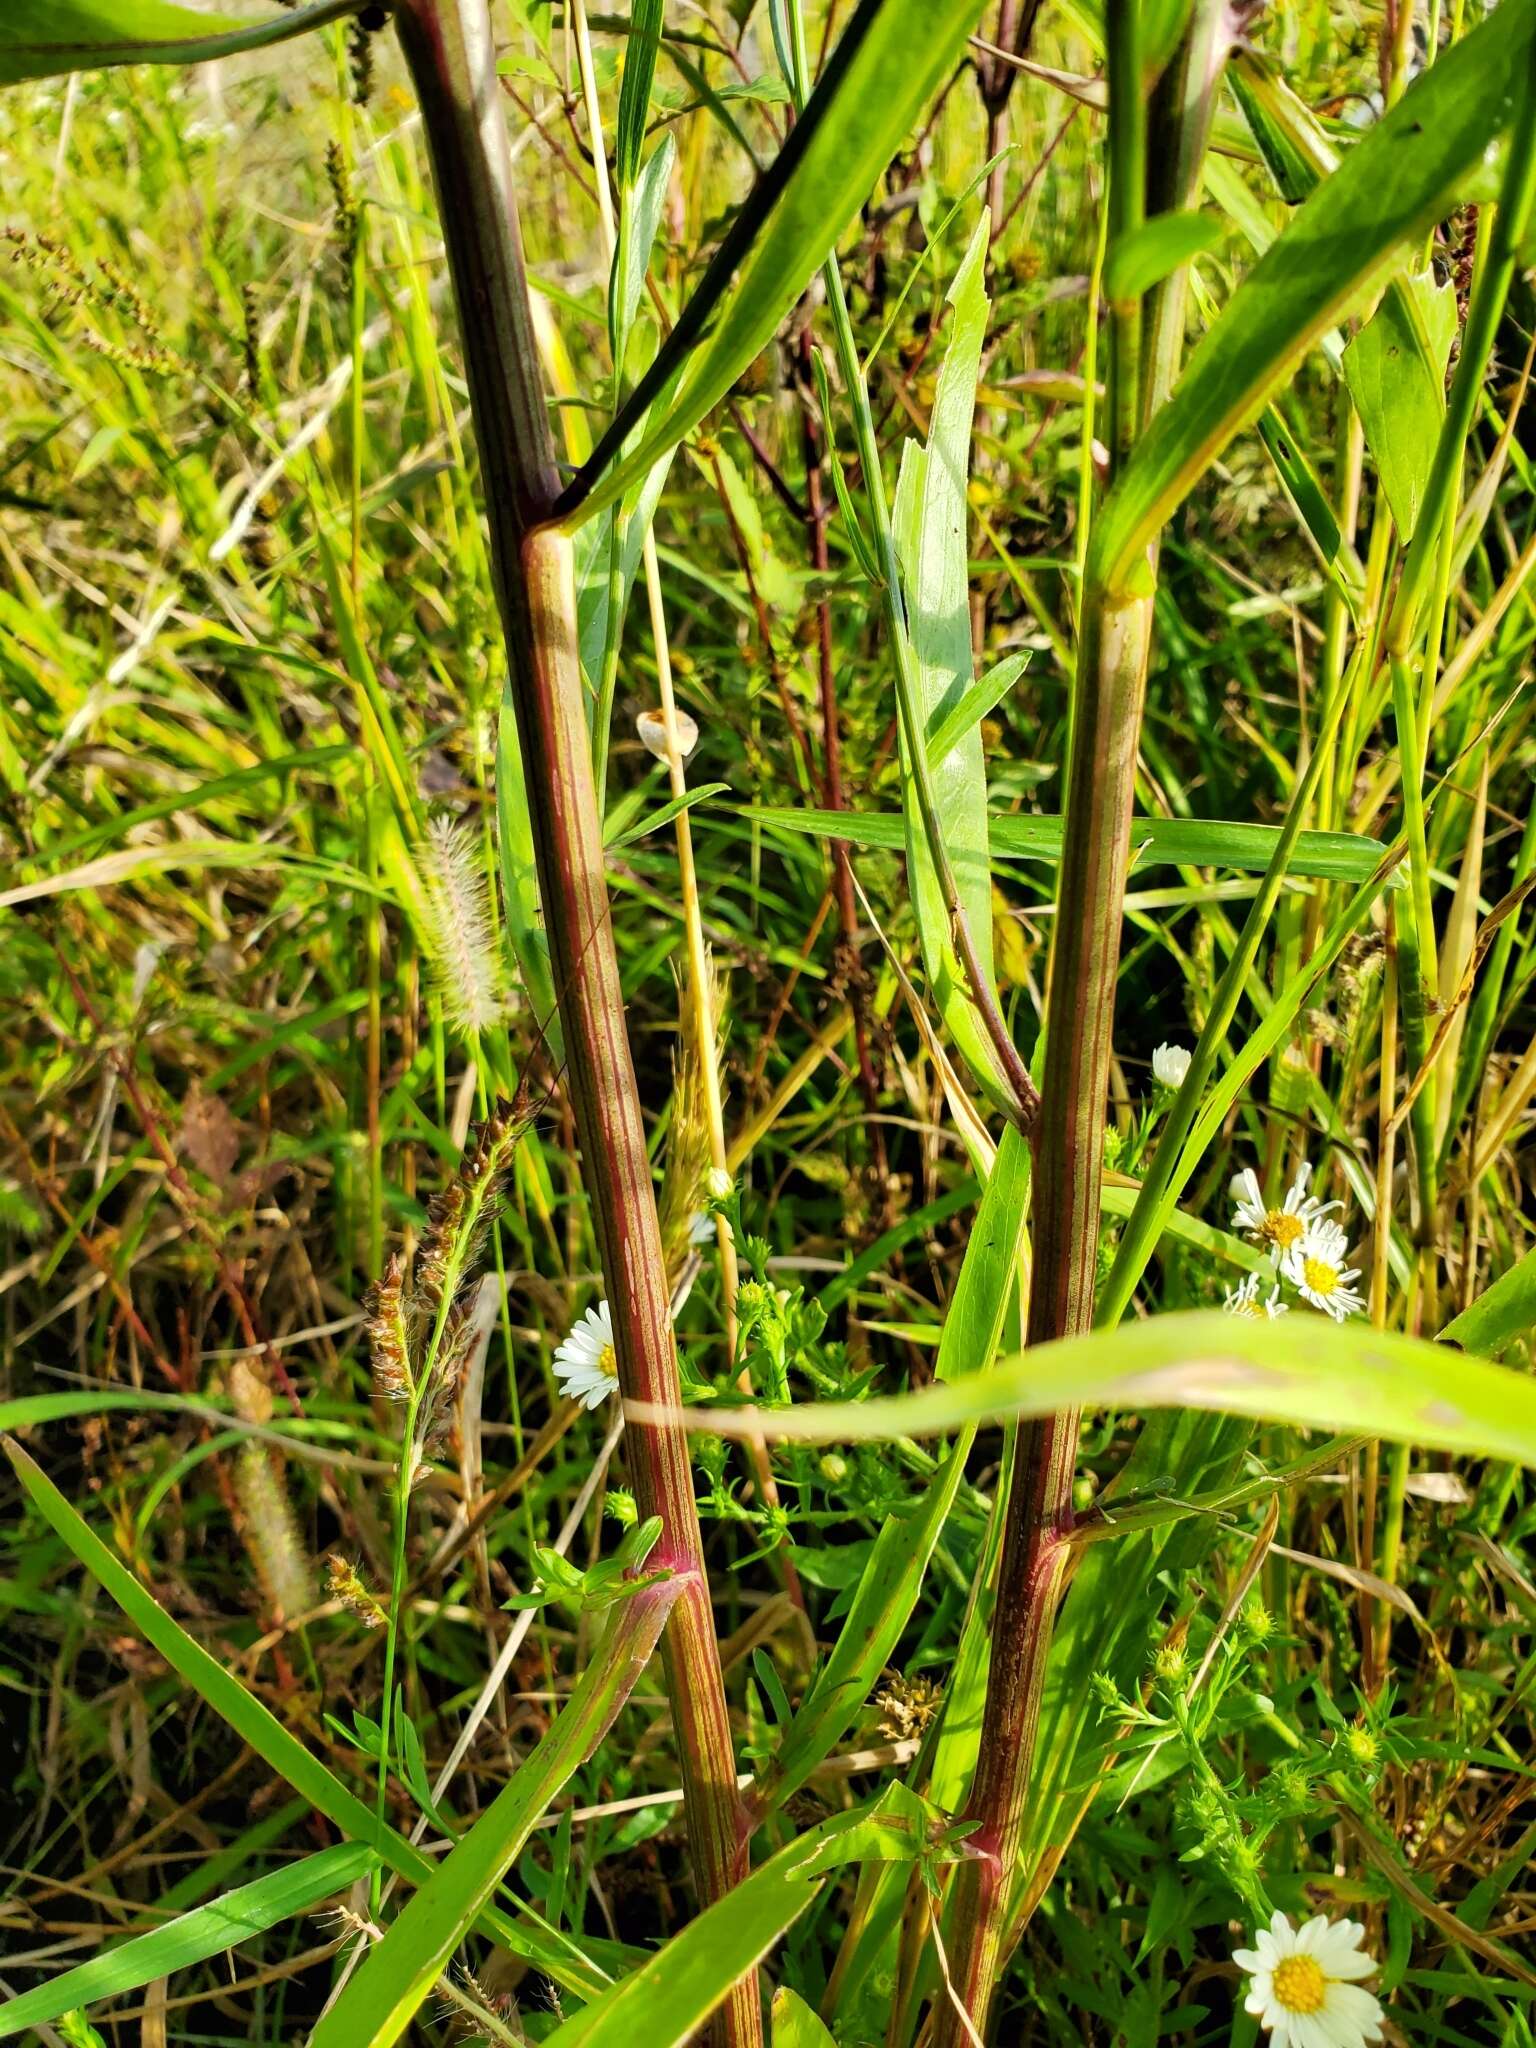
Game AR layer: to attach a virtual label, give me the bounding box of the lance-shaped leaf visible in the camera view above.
[890,215,1002,1100]
[1342,266,1457,539]
[1091,0,1536,598]
[750,803,1403,886]
[753,1124,1029,1816]
[1,1440,616,1997]
[650,1309,1536,1468]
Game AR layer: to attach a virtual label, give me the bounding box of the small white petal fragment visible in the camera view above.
[636,707,699,761]
[1232,1910,1384,2048]
[1151,1041,1192,1088]
[552,1299,620,1410]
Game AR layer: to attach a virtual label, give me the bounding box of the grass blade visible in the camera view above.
[562,0,990,526]
[656,1309,1536,1468]
[0,1843,374,2042]
[0,1440,611,1997]
[0,0,362,83]
[311,1581,680,2048]
[750,803,1402,885]
[545,1786,946,2048]
[753,1125,1029,1816]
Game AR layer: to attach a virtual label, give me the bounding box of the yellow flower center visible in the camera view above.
[1271,1954,1327,2013]
[1265,1211,1305,1250]
[1236,1295,1267,1318]
[598,1344,617,1378]
[1301,1256,1339,1296]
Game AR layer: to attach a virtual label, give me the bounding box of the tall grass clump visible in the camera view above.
[0,1,1535,2044]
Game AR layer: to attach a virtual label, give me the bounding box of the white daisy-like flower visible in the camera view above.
[1230,1161,1340,1262]
[1281,1220,1366,1323]
[552,1300,620,1410]
[1152,1041,1192,1089]
[1223,1271,1289,1319]
[1233,1911,1384,2047]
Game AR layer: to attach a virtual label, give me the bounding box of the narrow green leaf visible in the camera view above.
[1104,211,1224,305]
[545,1786,947,2048]
[1228,58,1326,203]
[1341,267,1457,539]
[0,1440,611,1997]
[1092,0,1536,596]
[750,803,1404,886]
[566,0,991,526]
[310,1585,679,2048]
[605,782,731,850]
[892,213,1000,1097]
[1255,410,1364,616]
[680,1309,1536,1469]
[810,345,882,585]
[613,132,676,353]
[0,1844,374,2042]
[614,0,664,189]
[0,0,361,84]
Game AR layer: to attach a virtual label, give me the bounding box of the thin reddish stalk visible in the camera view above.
[391,5,756,2037]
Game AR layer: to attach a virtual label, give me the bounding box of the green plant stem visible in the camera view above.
[935,3,1235,2028]
[390,8,756,2039]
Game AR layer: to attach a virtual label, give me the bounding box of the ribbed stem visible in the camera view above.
[933,0,1234,2028]
[391,7,755,2037]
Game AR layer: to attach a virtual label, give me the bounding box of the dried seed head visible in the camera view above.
[347,15,376,103]
[417,1103,520,1308]
[366,1251,414,1401]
